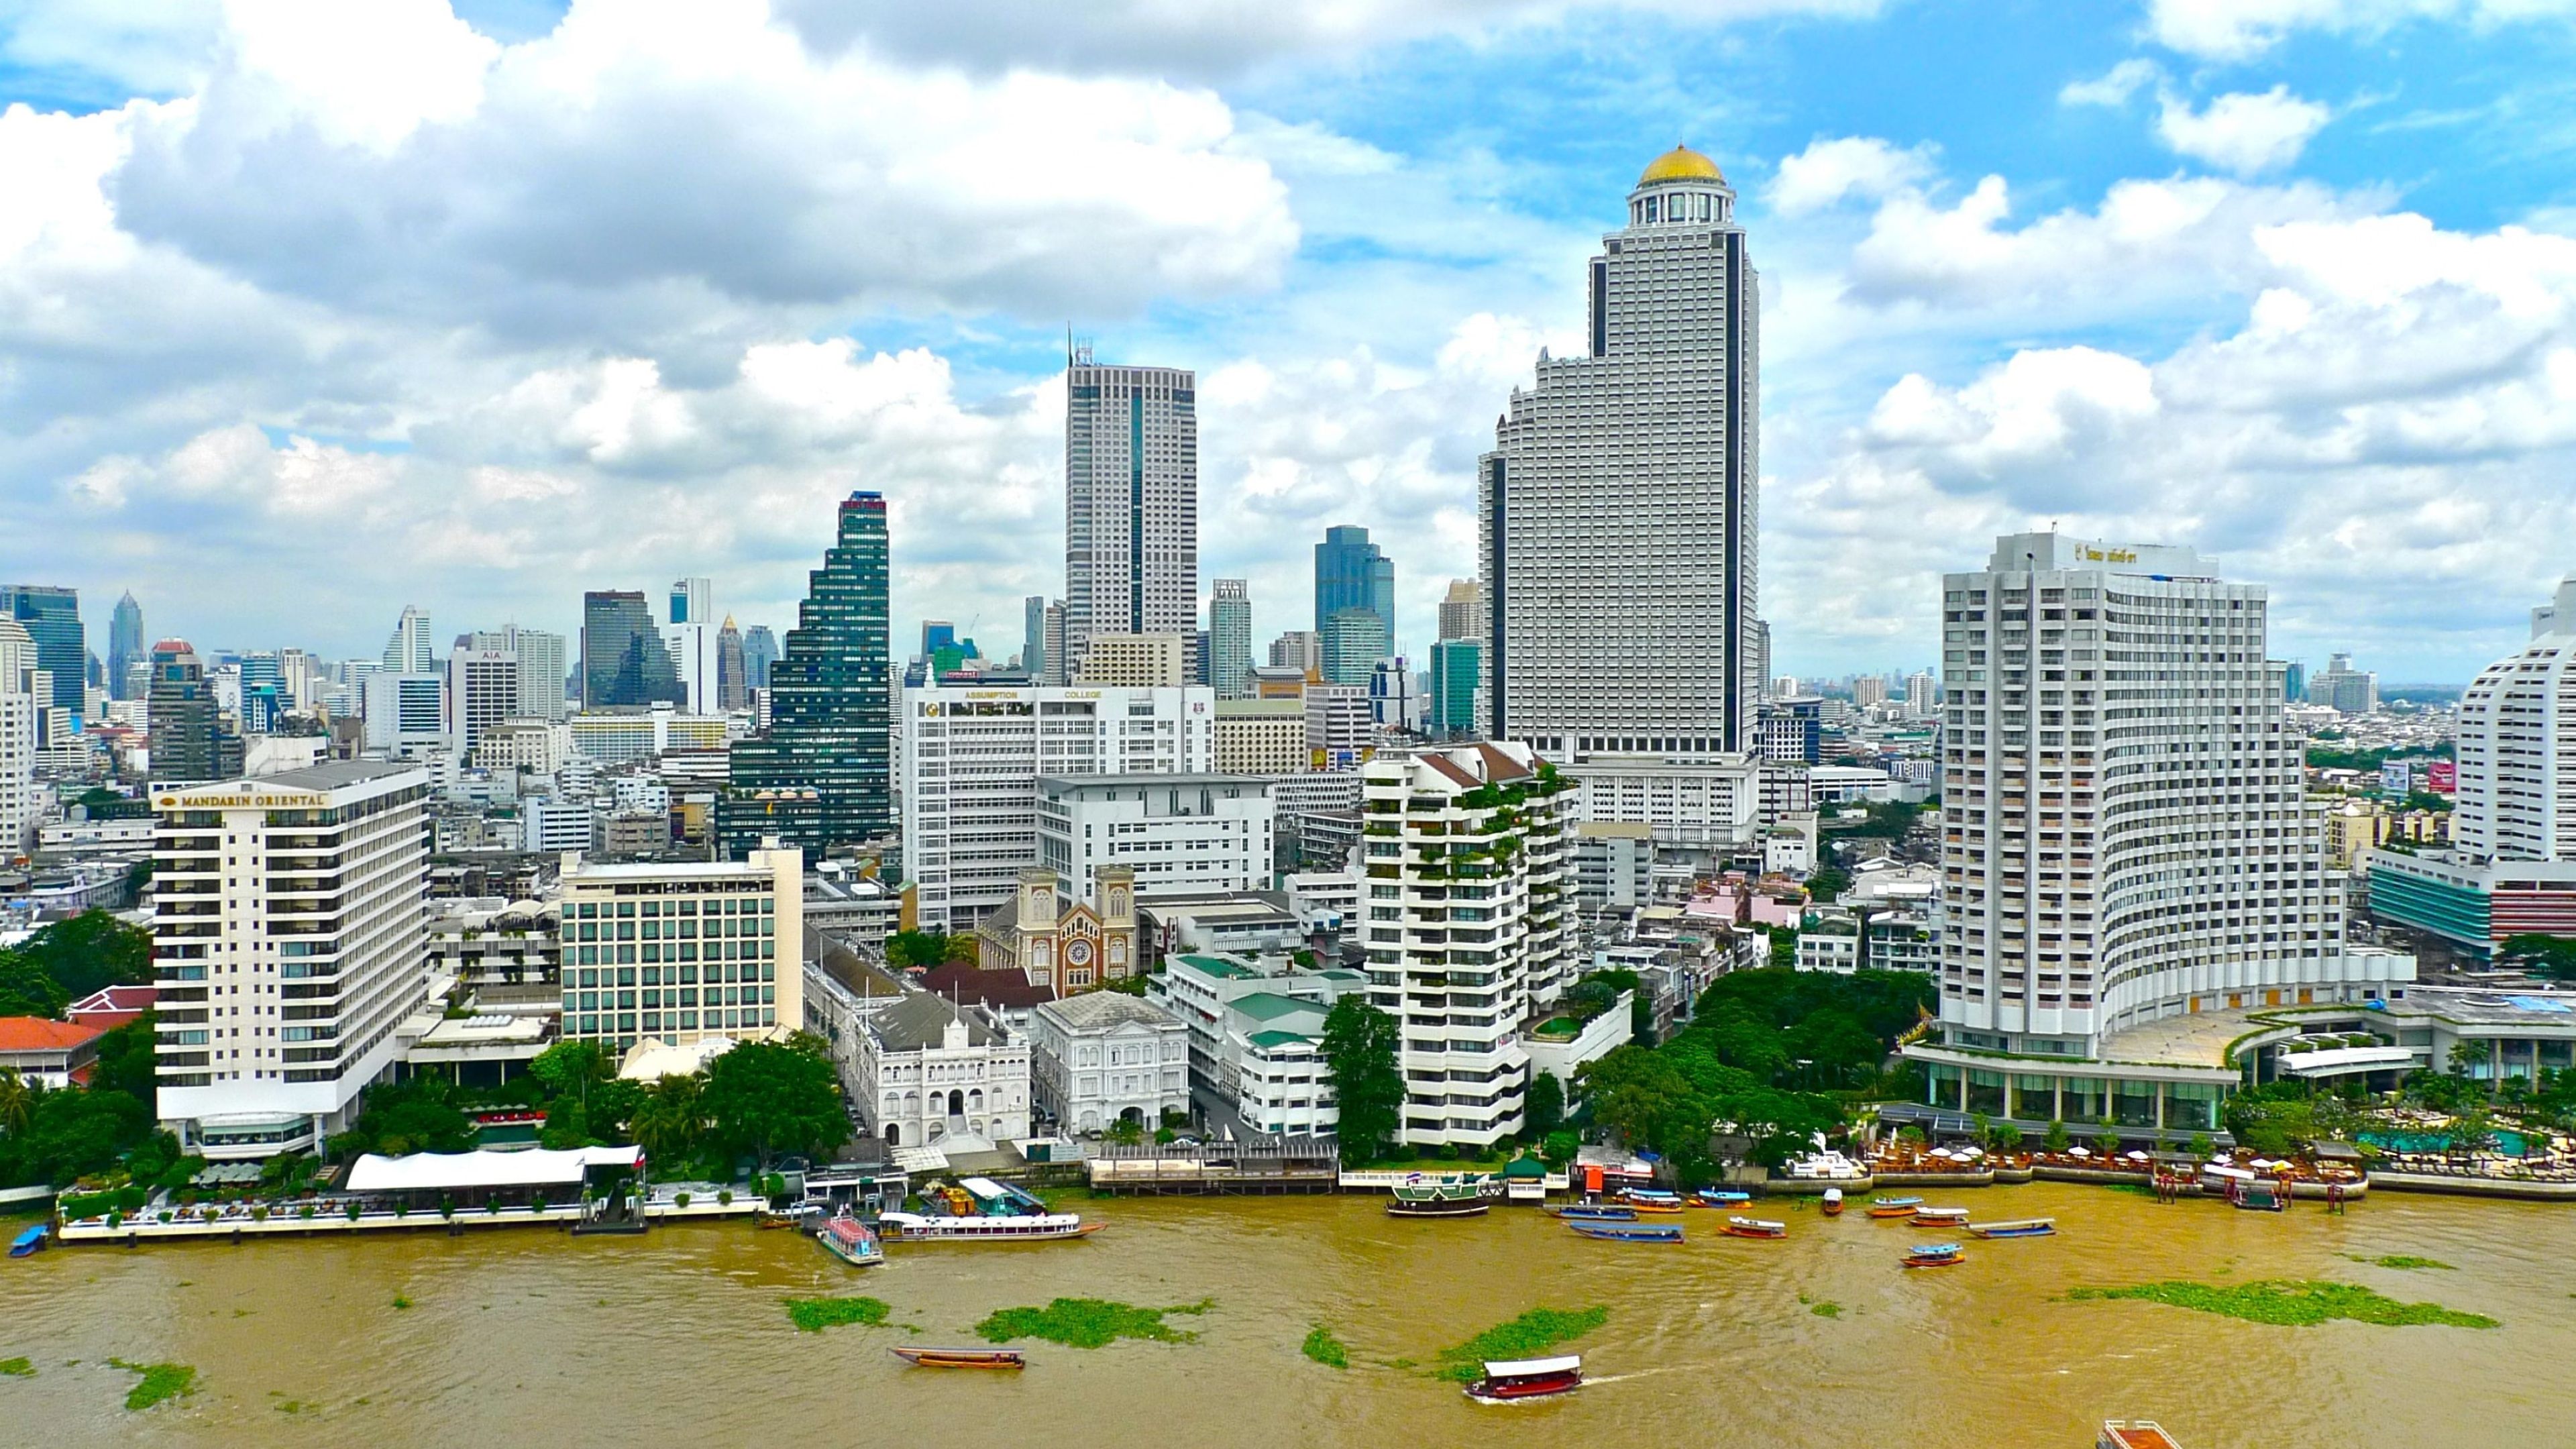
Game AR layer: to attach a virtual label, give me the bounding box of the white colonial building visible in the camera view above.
[1025,991,1189,1134]
[854,992,1030,1151]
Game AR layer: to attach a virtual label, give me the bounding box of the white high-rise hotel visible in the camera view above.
[151,763,432,1160]
[1927,535,2402,1053]
[1065,353,1198,678]
[1479,146,1759,759]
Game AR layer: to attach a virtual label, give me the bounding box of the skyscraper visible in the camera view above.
[147,638,231,783]
[0,619,36,857]
[0,584,83,713]
[1319,606,1389,688]
[664,577,720,714]
[108,592,144,702]
[719,492,893,857]
[1040,602,1067,686]
[1931,534,2365,1048]
[1064,352,1198,676]
[716,616,747,712]
[1022,595,1047,680]
[742,625,780,692]
[1479,146,1759,758]
[445,641,519,754]
[1269,630,1320,675]
[582,591,684,710]
[1437,579,1481,643]
[1209,578,1252,700]
[472,625,568,722]
[1314,525,1394,652]
[382,604,435,675]
[1430,638,1481,739]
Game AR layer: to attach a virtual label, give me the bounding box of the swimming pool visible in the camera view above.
[2359,1129,2530,1156]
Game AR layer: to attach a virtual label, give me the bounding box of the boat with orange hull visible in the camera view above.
[1866,1195,1924,1219]
[1902,1242,1966,1268]
[1821,1187,1845,1217]
[889,1346,1026,1370]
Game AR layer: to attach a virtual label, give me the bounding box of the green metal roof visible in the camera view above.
[1229,991,1320,1023]
[1245,1029,1313,1049]
[1178,953,1258,979]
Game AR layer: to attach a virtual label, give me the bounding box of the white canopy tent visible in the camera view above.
[345,1146,642,1194]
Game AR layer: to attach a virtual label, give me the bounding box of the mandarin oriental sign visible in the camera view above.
[158,793,306,809]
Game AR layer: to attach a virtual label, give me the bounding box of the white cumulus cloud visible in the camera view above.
[2157,86,2333,175]
[1770,136,1939,216]
[2145,0,2576,62]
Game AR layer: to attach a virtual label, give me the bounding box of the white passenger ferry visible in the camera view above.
[873,1210,1100,1242]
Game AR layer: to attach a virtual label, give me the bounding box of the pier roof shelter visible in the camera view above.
[346,1146,642,1203]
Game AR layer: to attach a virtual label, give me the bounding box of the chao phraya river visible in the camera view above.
[3,1182,2570,1447]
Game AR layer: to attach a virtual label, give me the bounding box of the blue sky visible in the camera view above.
[7,1,2576,686]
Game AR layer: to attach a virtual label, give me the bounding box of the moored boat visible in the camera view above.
[818,1211,883,1267]
[1567,1220,1684,1242]
[1822,1187,1845,1217]
[1547,1203,1638,1222]
[889,1346,1027,1370]
[876,1210,1100,1242]
[1389,1184,1489,1218]
[1910,1205,1972,1228]
[1465,1355,1582,1402]
[1620,1189,1684,1214]
[1902,1242,1966,1269]
[1967,1217,2056,1239]
[9,1222,46,1258]
[1866,1195,1925,1219]
[757,1203,822,1230]
[1722,1216,1787,1239]
[2099,1419,2183,1449]
[1693,1188,1751,1208]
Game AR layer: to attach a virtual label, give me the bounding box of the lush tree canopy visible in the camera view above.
[701,1033,849,1170]
[1805,867,1852,903]
[1319,997,1403,1164]
[2500,934,2576,985]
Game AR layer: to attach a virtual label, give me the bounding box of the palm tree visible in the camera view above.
[631,1073,706,1165]
[0,1067,30,1137]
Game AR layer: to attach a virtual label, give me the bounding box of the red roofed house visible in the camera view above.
[0,1017,110,1088]
[65,984,157,1031]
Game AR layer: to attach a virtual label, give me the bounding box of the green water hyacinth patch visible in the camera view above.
[2066,1279,2496,1329]
[109,1359,197,1410]
[784,1296,895,1333]
[1301,1324,1348,1368]
[1431,1305,1609,1382]
[975,1297,1210,1348]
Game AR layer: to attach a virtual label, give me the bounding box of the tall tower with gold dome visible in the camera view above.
[1476,145,1758,759]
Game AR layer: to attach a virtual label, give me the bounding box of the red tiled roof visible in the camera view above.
[66,984,157,1015]
[920,963,1057,1010]
[0,1017,110,1052]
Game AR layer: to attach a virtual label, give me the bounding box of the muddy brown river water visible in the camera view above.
[2,1183,2569,1447]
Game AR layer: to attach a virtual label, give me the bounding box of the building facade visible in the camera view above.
[1314,525,1394,657]
[1065,358,1199,678]
[1319,607,1389,688]
[0,584,82,714]
[1568,753,1760,851]
[973,866,1140,994]
[0,619,36,858]
[1026,991,1189,1135]
[1216,698,1308,775]
[902,683,1215,931]
[1359,740,1576,1148]
[1926,533,2385,1050]
[148,639,235,783]
[582,590,684,710]
[107,591,144,702]
[555,847,804,1059]
[151,763,432,1160]
[855,993,1030,1151]
[1072,632,1190,688]
[1210,578,1253,701]
[720,491,893,858]
[1036,773,1274,901]
[1478,146,1758,759]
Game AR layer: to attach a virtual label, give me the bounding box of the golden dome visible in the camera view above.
[1638,145,1724,186]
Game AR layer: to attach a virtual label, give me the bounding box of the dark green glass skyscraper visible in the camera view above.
[719,492,891,859]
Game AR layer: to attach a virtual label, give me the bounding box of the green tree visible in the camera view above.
[0,1067,29,1136]
[883,930,965,969]
[1767,929,1798,971]
[629,1074,706,1164]
[528,1040,611,1104]
[1805,867,1852,904]
[701,1034,849,1171]
[90,1018,158,1102]
[0,954,68,1018]
[2499,934,2576,985]
[3,910,152,1006]
[1525,1069,1564,1138]
[1319,998,1404,1165]
[2044,1119,2072,1154]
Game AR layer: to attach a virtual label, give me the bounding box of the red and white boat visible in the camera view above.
[1722,1215,1787,1239]
[1465,1355,1582,1403]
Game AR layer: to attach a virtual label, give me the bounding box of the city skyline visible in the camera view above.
[7,6,2576,681]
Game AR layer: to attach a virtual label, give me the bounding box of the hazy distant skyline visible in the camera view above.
[7,1,2576,684]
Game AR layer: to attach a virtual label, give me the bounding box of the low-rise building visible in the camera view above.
[1574,821,1654,918]
[0,1016,107,1088]
[853,991,1030,1151]
[1146,949,1364,1113]
[1026,991,1189,1134]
